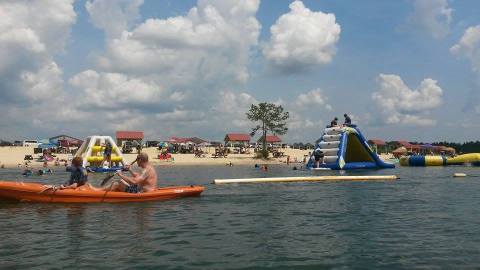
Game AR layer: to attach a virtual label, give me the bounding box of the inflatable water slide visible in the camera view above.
[306,126,395,170]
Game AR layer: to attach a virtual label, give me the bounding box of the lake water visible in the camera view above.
[1,165,480,269]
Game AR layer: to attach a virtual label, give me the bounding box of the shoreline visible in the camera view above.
[0,146,310,170]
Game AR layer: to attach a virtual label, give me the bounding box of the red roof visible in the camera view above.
[260,135,282,143]
[167,137,208,144]
[225,134,250,142]
[168,137,192,143]
[368,139,386,146]
[396,141,421,149]
[116,131,144,140]
[58,139,83,147]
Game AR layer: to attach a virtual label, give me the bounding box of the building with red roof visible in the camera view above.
[116,131,144,146]
[257,135,282,144]
[49,135,83,147]
[393,140,421,152]
[368,139,388,153]
[368,139,386,146]
[167,137,208,144]
[224,133,250,146]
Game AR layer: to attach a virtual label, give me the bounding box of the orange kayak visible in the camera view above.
[0,181,204,203]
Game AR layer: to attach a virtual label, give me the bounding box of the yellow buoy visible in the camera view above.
[453,173,467,177]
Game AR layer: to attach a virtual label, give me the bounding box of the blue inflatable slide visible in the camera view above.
[307,125,395,170]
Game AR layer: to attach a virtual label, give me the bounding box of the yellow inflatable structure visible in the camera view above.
[400,153,480,166]
[75,135,124,172]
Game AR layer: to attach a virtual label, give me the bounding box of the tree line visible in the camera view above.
[430,141,480,154]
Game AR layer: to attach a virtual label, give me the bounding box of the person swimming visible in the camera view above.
[22,169,33,176]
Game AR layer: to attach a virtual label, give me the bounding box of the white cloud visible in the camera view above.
[215,91,258,128]
[69,70,166,110]
[407,0,452,39]
[371,74,443,126]
[451,25,480,114]
[155,109,206,122]
[295,88,332,110]
[0,0,75,107]
[94,0,260,84]
[67,0,261,138]
[451,25,480,73]
[86,0,143,38]
[263,0,341,73]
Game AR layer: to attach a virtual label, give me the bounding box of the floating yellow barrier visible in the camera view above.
[453,173,467,177]
[213,175,398,184]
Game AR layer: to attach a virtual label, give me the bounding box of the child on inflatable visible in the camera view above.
[103,142,113,168]
[60,157,88,190]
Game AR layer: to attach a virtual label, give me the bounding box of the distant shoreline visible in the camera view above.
[0,146,311,170]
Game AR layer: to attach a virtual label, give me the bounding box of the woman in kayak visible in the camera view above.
[106,153,157,193]
[60,157,88,190]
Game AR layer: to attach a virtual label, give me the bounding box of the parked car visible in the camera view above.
[122,141,133,153]
[22,140,40,147]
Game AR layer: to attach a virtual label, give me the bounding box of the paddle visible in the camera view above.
[100,158,137,187]
[39,185,60,194]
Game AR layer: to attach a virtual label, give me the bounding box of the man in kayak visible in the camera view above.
[108,153,157,193]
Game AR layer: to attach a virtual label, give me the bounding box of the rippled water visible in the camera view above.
[1,165,480,269]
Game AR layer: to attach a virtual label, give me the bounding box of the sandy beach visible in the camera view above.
[0,146,312,169]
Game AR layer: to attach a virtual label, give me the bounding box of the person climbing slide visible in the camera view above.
[314,148,324,168]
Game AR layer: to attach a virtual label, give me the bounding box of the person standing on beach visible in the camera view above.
[107,153,157,193]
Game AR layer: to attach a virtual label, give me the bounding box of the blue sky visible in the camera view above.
[1,0,480,143]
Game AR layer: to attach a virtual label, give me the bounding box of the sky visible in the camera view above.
[1,0,480,143]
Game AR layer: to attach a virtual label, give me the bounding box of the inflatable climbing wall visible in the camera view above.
[307,126,395,170]
[75,135,125,172]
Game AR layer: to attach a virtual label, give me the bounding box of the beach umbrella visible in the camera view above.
[158,142,169,148]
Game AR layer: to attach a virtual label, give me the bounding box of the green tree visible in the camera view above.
[246,102,289,158]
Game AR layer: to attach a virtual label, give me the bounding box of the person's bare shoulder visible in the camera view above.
[147,164,157,176]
